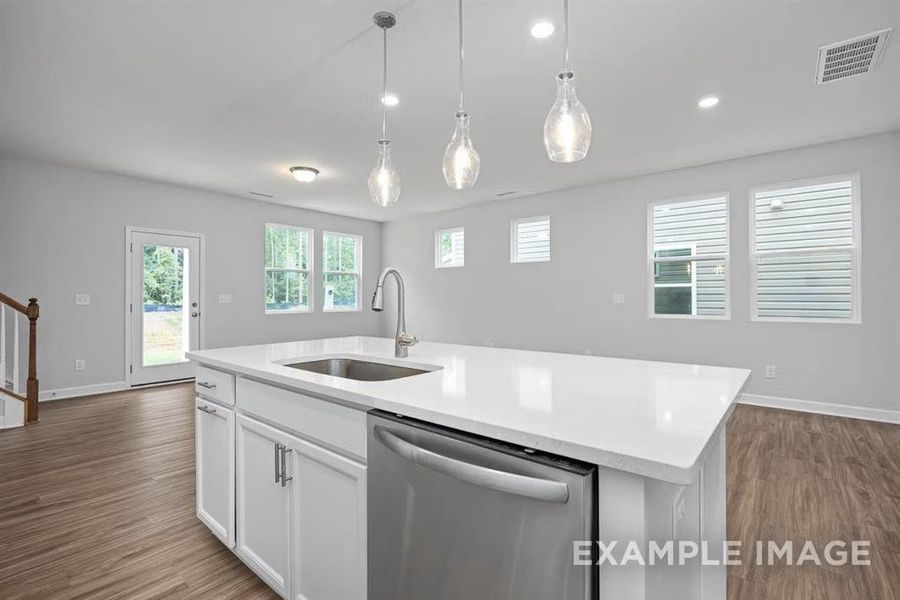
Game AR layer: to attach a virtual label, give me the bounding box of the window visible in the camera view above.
[511,216,551,263]
[435,227,465,268]
[751,176,859,322]
[265,224,311,313]
[323,232,362,311]
[649,195,728,318]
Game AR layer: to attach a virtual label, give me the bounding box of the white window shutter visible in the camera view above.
[512,217,551,263]
[752,179,857,321]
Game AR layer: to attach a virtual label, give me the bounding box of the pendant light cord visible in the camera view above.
[458,0,464,112]
[563,0,569,72]
[381,27,388,140]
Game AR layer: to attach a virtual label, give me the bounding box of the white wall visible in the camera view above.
[382,132,900,413]
[0,157,383,393]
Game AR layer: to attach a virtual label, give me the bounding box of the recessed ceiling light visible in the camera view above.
[698,95,720,109]
[381,93,399,107]
[289,166,319,183]
[530,22,555,39]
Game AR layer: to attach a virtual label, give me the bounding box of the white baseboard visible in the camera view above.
[40,381,128,402]
[740,393,900,425]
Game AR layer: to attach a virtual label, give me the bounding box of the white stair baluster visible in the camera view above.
[0,304,6,389]
[13,315,20,394]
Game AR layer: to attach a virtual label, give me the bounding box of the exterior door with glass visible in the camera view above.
[129,230,201,386]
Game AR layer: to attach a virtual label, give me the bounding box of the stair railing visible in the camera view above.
[0,293,39,425]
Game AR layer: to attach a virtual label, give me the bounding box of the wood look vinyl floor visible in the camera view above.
[0,384,897,599]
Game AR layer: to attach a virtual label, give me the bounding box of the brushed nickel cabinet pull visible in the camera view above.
[280,446,293,487]
[274,443,282,484]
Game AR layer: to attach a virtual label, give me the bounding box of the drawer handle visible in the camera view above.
[196,405,217,415]
[275,443,282,484]
[280,445,293,487]
[197,381,217,390]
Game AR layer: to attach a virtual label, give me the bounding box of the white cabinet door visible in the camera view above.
[236,415,293,598]
[195,397,234,547]
[287,436,367,600]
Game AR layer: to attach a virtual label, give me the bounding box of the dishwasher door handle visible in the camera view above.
[373,425,569,503]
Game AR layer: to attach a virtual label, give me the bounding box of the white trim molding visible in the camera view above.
[740,393,900,424]
[40,381,128,402]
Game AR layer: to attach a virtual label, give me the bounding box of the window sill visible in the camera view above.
[323,307,361,314]
[751,316,861,325]
[649,313,730,321]
[435,264,464,269]
[266,308,312,315]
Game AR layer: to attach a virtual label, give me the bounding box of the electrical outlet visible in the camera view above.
[584,349,594,356]
[612,293,625,305]
[765,365,776,379]
[74,294,91,306]
[74,359,85,371]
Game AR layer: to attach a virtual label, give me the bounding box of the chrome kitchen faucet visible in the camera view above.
[371,268,419,358]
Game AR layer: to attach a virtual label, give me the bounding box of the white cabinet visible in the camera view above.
[236,415,292,598]
[195,397,234,547]
[289,436,367,600]
[236,413,367,600]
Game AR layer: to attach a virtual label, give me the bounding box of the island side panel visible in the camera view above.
[700,424,727,599]
[598,468,646,599]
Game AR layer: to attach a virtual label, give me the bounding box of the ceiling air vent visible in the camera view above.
[815,28,892,85]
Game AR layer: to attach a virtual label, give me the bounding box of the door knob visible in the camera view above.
[191,311,200,318]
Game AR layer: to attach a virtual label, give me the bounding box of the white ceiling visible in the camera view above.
[1,1,898,222]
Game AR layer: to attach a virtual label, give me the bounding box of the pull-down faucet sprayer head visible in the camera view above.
[371,285,385,311]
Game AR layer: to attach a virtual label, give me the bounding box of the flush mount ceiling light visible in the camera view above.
[442,0,480,190]
[530,21,555,39]
[381,93,399,107]
[368,11,402,207]
[289,166,319,182]
[698,95,720,109]
[543,0,592,162]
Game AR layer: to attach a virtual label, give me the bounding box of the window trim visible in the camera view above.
[510,215,551,264]
[646,193,731,321]
[322,230,363,313]
[749,173,861,324]
[435,226,465,269]
[264,223,313,315]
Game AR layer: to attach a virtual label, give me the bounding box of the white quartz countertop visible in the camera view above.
[187,337,749,484]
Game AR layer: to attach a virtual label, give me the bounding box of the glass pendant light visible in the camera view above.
[543,0,592,163]
[368,12,401,207]
[442,0,480,189]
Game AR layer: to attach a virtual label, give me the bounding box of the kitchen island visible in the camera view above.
[188,336,750,600]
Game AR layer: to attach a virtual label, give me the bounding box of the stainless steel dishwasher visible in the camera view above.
[368,410,597,600]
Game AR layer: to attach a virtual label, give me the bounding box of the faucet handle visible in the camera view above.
[398,332,419,347]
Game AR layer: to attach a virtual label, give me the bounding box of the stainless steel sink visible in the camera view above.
[283,357,435,381]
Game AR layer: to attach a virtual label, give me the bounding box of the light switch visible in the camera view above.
[218,294,233,304]
[613,293,625,305]
[75,294,91,306]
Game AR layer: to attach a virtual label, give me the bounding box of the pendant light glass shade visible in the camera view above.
[543,71,592,162]
[443,0,479,189]
[368,140,401,207]
[370,12,400,207]
[543,0,591,163]
[442,111,480,189]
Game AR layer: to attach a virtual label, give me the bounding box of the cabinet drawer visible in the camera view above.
[237,377,367,461]
[195,365,235,406]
